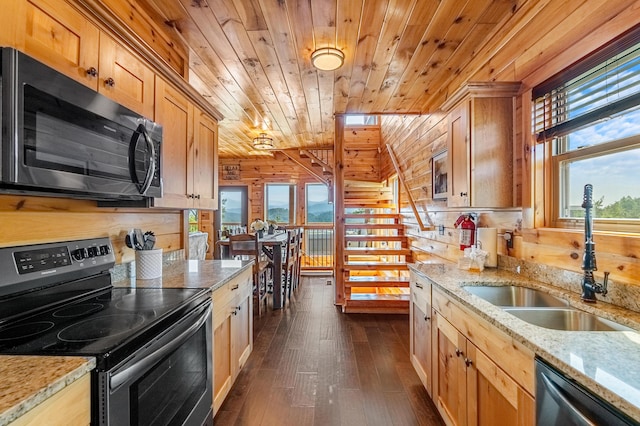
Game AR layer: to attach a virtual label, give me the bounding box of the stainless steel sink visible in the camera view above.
[463,285,568,308]
[503,307,633,332]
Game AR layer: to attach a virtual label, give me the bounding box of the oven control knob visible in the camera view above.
[72,248,87,261]
[87,247,99,258]
[99,245,111,256]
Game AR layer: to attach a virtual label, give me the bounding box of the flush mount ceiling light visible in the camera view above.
[253,133,275,150]
[311,47,345,71]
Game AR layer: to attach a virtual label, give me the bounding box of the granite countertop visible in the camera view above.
[410,263,640,422]
[0,356,95,426]
[113,259,254,290]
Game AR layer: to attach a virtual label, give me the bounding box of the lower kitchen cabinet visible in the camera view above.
[212,267,253,414]
[411,276,535,426]
[10,374,90,426]
[410,271,433,395]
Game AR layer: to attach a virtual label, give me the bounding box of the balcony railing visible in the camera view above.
[299,225,334,271]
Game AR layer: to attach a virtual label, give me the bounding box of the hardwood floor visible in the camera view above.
[214,276,445,426]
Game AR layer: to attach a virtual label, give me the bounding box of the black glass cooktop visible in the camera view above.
[0,285,207,369]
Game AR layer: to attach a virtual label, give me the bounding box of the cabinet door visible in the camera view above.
[411,297,432,395]
[466,344,535,426]
[231,292,251,371]
[98,34,155,118]
[447,102,470,207]
[18,0,100,89]
[470,97,514,208]
[213,314,233,414]
[191,110,218,210]
[154,77,193,208]
[433,311,467,426]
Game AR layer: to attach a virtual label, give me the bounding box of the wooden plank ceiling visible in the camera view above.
[139,0,521,158]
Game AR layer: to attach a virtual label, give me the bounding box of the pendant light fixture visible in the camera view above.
[253,133,275,150]
[311,47,345,71]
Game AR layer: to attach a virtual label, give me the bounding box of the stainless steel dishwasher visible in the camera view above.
[536,358,639,425]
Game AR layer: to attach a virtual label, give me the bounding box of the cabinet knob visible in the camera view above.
[424,315,431,321]
[460,192,468,197]
[196,194,201,199]
[104,77,115,87]
[464,358,473,367]
[86,67,98,77]
[455,348,463,357]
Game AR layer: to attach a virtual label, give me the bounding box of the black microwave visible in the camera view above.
[0,47,162,201]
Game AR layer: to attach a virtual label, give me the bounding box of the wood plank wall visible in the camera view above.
[219,153,326,226]
[0,195,183,264]
[381,0,640,286]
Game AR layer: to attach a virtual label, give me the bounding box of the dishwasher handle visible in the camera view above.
[540,373,597,426]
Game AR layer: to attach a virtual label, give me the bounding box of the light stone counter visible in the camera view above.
[113,259,254,291]
[410,263,640,422]
[0,356,95,426]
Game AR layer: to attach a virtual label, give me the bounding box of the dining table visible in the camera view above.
[217,231,289,309]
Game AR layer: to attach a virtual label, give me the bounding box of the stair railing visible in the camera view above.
[385,144,433,231]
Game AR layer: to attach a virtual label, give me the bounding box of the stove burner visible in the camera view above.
[0,321,55,341]
[53,303,104,318]
[116,293,182,311]
[58,314,145,342]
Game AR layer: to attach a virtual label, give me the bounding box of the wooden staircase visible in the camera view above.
[339,180,412,313]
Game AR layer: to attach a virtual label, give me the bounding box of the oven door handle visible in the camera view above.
[128,123,156,196]
[109,302,211,390]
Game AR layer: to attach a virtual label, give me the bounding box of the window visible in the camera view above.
[216,186,248,231]
[305,184,333,223]
[533,33,640,229]
[345,115,378,126]
[265,184,295,225]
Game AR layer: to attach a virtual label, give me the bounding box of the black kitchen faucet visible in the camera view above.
[580,184,609,303]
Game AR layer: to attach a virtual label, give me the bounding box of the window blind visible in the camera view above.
[533,39,640,142]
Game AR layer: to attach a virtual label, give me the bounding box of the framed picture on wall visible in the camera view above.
[432,151,448,200]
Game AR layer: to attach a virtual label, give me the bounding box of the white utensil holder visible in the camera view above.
[136,249,163,279]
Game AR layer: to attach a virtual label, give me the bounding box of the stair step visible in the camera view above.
[346,276,410,287]
[344,202,396,209]
[343,213,400,220]
[345,247,412,256]
[345,235,406,242]
[344,262,409,271]
[345,223,403,230]
[342,297,409,314]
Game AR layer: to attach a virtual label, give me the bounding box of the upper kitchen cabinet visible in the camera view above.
[155,77,218,210]
[98,34,155,118]
[442,82,521,208]
[190,110,218,210]
[15,0,154,117]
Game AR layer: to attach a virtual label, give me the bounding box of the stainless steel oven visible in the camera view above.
[0,47,162,201]
[0,238,212,426]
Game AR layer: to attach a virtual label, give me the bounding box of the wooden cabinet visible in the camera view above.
[97,34,155,118]
[155,77,218,209]
[212,267,253,414]
[442,82,521,208]
[10,374,90,426]
[190,109,219,210]
[410,271,433,395]
[16,0,154,116]
[430,286,535,426]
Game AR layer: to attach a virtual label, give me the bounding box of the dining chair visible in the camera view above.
[281,229,299,307]
[228,233,270,316]
[294,227,304,292]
